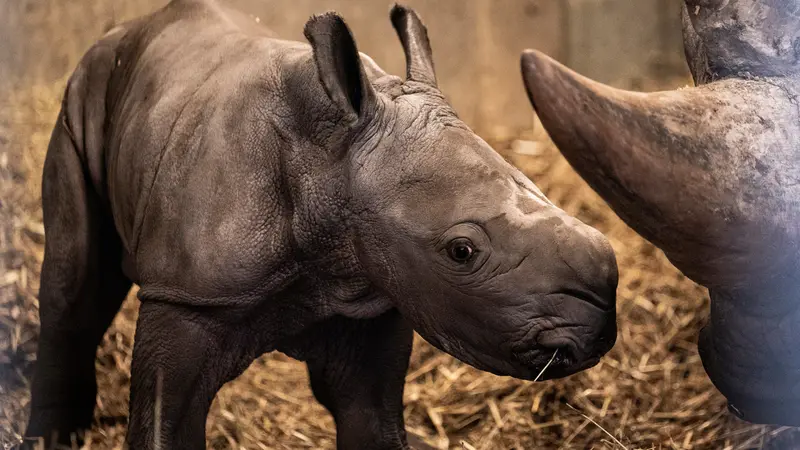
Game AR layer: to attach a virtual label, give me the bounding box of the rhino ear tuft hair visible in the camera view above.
[390,4,437,87]
[304,12,375,125]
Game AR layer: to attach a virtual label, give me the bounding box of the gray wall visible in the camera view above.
[2,0,689,137]
[564,0,689,89]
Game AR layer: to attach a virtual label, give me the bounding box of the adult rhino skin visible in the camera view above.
[522,0,800,427]
[23,0,618,448]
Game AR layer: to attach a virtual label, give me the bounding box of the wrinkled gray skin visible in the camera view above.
[23,0,618,448]
[521,0,800,427]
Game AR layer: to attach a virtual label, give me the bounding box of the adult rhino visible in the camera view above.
[521,0,800,427]
[23,1,618,448]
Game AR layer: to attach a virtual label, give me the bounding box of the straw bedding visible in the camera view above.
[1,78,799,450]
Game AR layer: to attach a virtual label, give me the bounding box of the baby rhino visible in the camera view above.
[24,1,618,448]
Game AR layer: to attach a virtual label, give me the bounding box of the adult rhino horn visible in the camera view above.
[520,48,800,289]
[522,0,800,428]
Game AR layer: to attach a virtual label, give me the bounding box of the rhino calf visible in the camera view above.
[24,1,618,448]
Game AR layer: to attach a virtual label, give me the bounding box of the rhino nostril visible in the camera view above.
[536,331,582,363]
[560,288,612,311]
[552,346,574,367]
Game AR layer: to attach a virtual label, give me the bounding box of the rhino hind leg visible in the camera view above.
[301,309,420,450]
[24,113,133,447]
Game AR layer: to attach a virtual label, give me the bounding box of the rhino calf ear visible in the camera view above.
[304,12,375,125]
[390,4,437,87]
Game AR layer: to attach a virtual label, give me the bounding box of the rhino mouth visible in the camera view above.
[430,316,615,382]
[415,286,617,382]
[513,324,615,381]
[511,346,603,381]
[431,340,606,382]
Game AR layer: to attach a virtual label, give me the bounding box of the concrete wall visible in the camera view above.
[1,0,690,137]
[564,0,689,90]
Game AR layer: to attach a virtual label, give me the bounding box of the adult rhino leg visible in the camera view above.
[302,309,422,450]
[699,280,800,426]
[24,111,132,448]
[127,301,257,449]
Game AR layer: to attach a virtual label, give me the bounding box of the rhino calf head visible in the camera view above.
[317,8,619,379]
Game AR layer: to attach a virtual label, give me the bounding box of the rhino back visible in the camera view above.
[101,0,310,304]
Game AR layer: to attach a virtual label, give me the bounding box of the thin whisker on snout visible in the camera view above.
[534,349,559,383]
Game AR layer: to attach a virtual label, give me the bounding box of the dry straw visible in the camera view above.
[1,80,799,450]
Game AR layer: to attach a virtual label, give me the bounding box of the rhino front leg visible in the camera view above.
[304,309,419,450]
[127,301,256,449]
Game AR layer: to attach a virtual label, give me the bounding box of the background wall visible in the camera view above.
[1,0,690,138]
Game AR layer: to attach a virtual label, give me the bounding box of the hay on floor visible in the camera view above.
[1,79,799,450]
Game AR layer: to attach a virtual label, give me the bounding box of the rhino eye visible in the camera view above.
[448,239,475,263]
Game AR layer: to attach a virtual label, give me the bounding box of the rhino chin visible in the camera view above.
[424,312,614,383]
[424,333,546,381]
